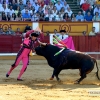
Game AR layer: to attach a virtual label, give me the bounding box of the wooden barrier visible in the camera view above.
[0,21,32,32]
[39,22,93,36]
[0,35,100,52]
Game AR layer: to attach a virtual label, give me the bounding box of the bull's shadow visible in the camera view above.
[0,60,100,91]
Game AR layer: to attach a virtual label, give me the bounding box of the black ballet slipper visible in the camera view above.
[17,78,23,81]
[6,74,9,77]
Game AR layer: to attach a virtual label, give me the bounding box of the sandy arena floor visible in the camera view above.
[0,60,100,100]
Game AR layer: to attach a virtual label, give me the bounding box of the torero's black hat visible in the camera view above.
[60,30,66,33]
[31,32,39,37]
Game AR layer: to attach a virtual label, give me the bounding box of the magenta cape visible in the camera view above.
[55,36,75,50]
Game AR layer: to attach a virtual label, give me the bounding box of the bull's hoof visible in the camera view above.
[74,80,80,84]
[49,77,54,80]
[74,81,80,84]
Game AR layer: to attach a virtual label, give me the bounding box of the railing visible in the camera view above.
[0,35,100,53]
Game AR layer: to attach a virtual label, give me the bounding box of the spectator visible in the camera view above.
[58,30,68,40]
[6,27,15,35]
[0,28,5,34]
[55,1,62,11]
[94,5,100,16]
[63,1,69,10]
[65,7,73,17]
[71,13,76,21]
[46,31,50,36]
[92,12,100,21]
[81,1,90,15]
[9,0,18,10]
[2,12,7,21]
[7,12,11,21]
[18,0,25,11]
[33,1,40,12]
[26,0,32,9]
[63,12,70,21]
[76,11,84,21]
[2,4,9,15]
[54,29,60,37]
[48,1,54,10]
[16,12,23,21]
[59,7,65,15]
[15,28,22,35]
[52,6,58,16]
[22,9,31,21]
[82,31,86,36]
[10,13,16,21]
[86,6,94,16]
[14,6,21,15]
[84,11,93,21]
[31,12,40,21]
[89,27,97,36]
[9,6,14,16]
[39,13,45,21]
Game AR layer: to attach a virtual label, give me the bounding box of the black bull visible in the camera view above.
[35,44,100,83]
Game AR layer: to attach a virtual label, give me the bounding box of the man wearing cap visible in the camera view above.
[6,32,39,81]
[58,30,69,40]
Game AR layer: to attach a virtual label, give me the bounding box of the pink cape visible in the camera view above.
[55,36,75,50]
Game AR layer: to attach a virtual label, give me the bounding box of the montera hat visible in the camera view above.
[31,32,39,37]
[60,30,66,33]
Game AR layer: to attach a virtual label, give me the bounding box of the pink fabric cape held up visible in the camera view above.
[55,36,75,50]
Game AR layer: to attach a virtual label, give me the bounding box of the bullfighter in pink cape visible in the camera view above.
[6,31,44,81]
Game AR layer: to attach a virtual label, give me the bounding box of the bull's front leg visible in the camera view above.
[49,69,56,80]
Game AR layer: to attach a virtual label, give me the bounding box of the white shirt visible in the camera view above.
[65,10,73,17]
[2,8,9,15]
[9,9,14,16]
[59,34,69,40]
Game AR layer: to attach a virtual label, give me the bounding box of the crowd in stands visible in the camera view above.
[0,0,99,22]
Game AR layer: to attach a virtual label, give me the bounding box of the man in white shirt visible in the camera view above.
[63,1,69,10]
[9,6,14,16]
[58,30,69,40]
[2,4,9,15]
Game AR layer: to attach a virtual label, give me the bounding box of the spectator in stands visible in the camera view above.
[76,11,84,21]
[9,0,18,10]
[54,29,60,37]
[63,1,69,10]
[33,1,40,12]
[31,12,40,21]
[58,30,68,40]
[81,1,90,15]
[7,12,11,21]
[92,12,100,21]
[55,1,62,11]
[2,4,9,15]
[22,9,31,21]
[15,28,22,35]
[65,7,73,17]
[51,6,57,15]
[59,7,65,16]
[9,6,15,16]
[16,12,23,21]
[6,27,15,35]
[2,12,7,21]
[85,6,94,16]
[0,28,5,34]
[94,5,100,16]
[26,0,32,9]
[82,31,86,36]
[89,27,97,36]
[10,13,16,21]
[18,0,25,11]
[14,6,21,16]
[46,31,50,36]
[71,13,76,21]
[39,13,45,21]
[63,12,70,21]
[84,11,93,21]
[48,1,54,10]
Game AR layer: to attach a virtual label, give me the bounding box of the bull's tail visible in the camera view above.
[93,58,100,80]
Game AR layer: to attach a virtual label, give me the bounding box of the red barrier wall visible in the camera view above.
[0,35,100,53]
